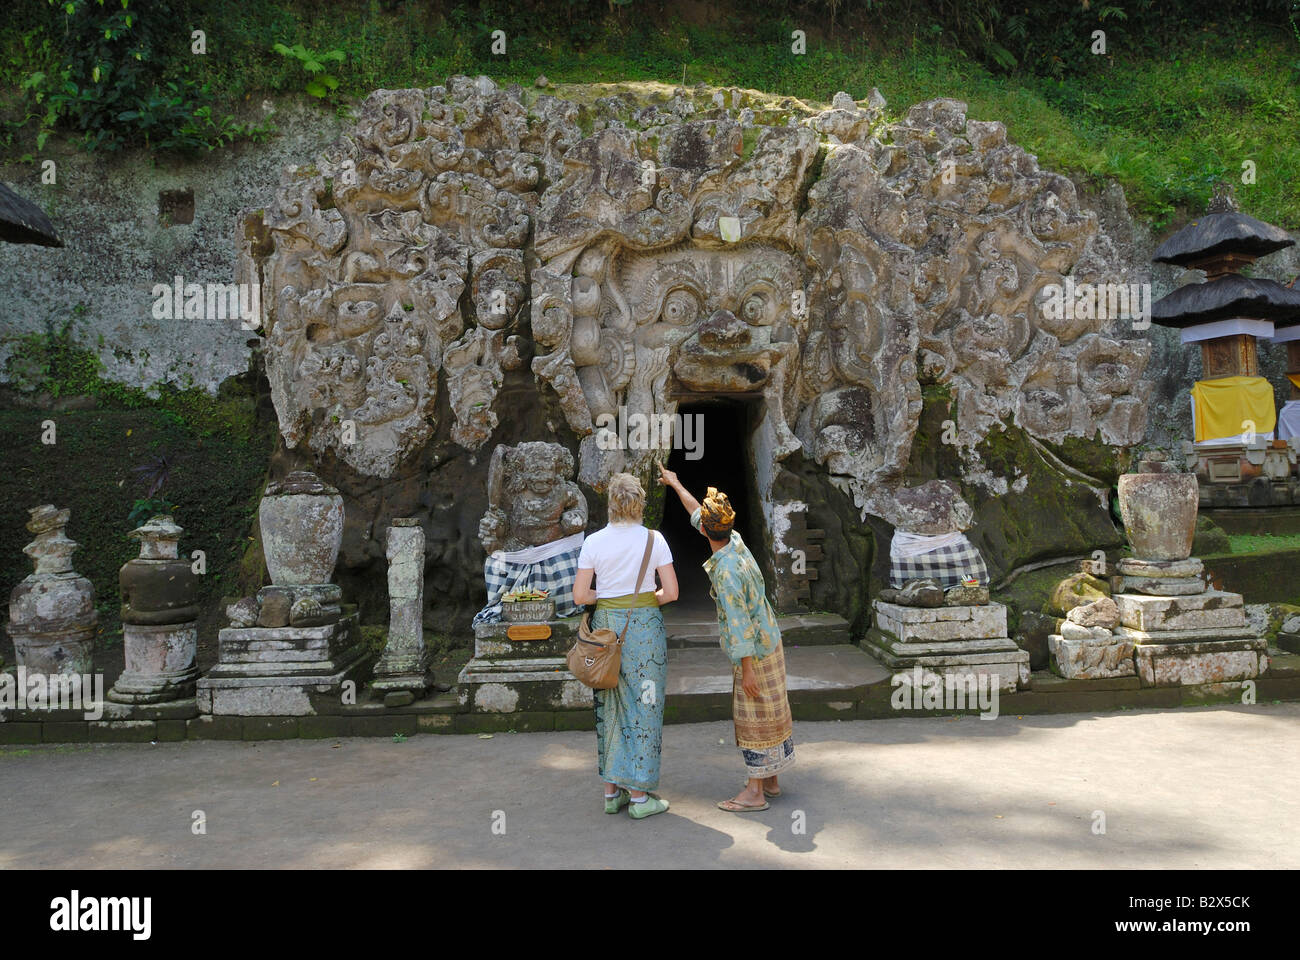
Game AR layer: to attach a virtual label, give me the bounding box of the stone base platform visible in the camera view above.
[457,617,593,713]
[1134,637,1269,687]
[196,612,369,716]
[862,600,1029,693]
[6,648,1300,742]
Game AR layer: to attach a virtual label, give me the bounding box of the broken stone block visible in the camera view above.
[1066,596,1119,629]
[1048,572,1110,616]
[257,587,292,628]
[1115,590,1248,633]
[944,584,990,606]
[1048,631,1137,679]
[1060,621,1112,641]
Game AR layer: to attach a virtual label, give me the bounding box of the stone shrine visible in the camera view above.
[108,515,200,705]
[459,441,593,712]
[6,505,97,677]
[196,471,366,716]
[1050,453,1268,685]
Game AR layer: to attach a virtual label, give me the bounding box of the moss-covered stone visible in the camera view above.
[1048,572,1110,617]
[1192,516,1231,555]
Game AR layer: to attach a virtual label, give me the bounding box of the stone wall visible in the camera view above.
[0,102,347,393]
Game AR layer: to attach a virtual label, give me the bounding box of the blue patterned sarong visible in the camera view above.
[594,606,668,792]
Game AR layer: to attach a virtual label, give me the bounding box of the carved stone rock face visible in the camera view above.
[241,77,1153,518]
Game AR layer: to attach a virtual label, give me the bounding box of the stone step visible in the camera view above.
[664,611,851,649]
[665,644,889,705]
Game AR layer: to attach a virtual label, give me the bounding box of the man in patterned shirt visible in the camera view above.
[658,464,795,813]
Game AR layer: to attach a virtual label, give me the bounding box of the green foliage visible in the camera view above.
[127,496,177,528]
[10,0,268,152]
[272,41,345,99]
[2,0,1299,225]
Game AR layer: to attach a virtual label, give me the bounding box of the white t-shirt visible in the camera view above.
[577,523,673,599]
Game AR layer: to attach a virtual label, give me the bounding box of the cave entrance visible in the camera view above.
[659,398,765,614]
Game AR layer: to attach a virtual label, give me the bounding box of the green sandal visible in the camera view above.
[604,789,630,814]
[628,795,670,819]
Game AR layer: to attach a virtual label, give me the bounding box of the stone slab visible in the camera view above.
[217,615,357,664]
[861,628,1028,692]
[1116,557,1203,578]
[1115,591,1246,632]
[1134,637,1269,688]
[1122,576,1206,596]
[873,600,1007,642]
[1113,625,1258,645]
[1048,633,1137,680]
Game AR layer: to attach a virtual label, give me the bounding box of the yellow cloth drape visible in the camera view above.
[1289,373,1300,391]
[1190,376,1277,442]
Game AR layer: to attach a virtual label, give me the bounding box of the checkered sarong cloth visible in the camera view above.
[888,535,988,590]
[472,543,584,626]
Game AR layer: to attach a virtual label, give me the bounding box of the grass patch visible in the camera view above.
[3,3,1299,228]
[1225,533,1300,555]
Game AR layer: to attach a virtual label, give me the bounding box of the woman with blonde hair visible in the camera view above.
[573,472,679,819]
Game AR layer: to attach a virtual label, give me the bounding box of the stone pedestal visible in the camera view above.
[109,516,201,705]
[1112,589,1267,686]
[457,618,593,713]
[196,611,366,716]
[1112,564,1266,687]
[372,520,432,706]
[7,506,97,677]
[109,622,199,704]
[863,600,1029,693]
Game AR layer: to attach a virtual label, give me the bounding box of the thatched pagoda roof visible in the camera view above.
[0,182,62,247]
[1152,273,1300,328]
[1153,212,1292,268]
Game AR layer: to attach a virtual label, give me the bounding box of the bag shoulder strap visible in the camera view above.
[618,529,657,642]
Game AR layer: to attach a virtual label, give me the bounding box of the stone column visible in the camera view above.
[108,516,200,704]
[7,505,96,676]
[372,519,432,707]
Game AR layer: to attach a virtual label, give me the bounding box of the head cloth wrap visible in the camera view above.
[700,487,735,537]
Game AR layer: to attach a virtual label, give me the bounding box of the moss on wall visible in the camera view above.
[0,335,275,668]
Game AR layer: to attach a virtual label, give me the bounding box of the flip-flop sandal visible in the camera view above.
[763,787,782,798]
[717,798,770,813]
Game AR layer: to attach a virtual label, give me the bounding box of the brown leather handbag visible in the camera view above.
[567,530,655,690]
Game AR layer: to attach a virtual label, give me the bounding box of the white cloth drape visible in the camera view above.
[1278,401,1300,442]
[489,531,584,564]
[890,530,968,560]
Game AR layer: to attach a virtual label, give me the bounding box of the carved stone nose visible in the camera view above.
[698,309,751,348]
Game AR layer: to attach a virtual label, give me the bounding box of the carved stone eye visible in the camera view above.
[742,294,766,322]
[662,289,700,325]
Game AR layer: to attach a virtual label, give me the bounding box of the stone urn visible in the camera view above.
[7,505,97,675]
[258,471,344,586]
[110,515,200,704]
[1117,453,1199,562]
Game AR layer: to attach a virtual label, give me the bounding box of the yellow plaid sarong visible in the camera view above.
[732,642,793,751]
